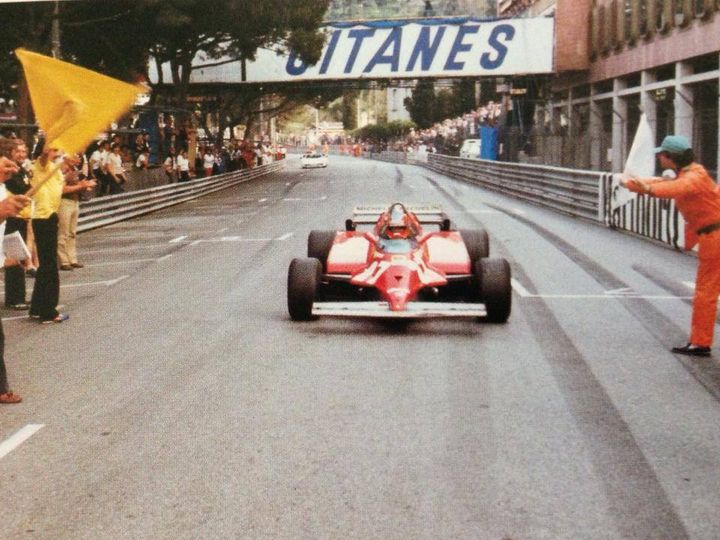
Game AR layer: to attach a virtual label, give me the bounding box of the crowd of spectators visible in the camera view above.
[0,127,293,403]
[403,101,503,155]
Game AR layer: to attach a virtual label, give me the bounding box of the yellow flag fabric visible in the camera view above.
[15,48,145,155]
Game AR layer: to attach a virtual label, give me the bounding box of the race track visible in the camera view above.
[1,155,719,539]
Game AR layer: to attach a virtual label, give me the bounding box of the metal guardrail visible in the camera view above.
[383,152,684,250]
[599,173,683,249]
[424,154,603,222]
[77,161,285,232]
[364,151,408,164]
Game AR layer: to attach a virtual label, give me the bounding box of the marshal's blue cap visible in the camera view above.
[655,135,691,154]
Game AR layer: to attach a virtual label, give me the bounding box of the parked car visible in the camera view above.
[459,138,481,159]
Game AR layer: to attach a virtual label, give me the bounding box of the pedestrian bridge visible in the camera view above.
[149,16,554,86]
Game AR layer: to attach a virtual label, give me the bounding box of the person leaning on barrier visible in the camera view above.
[622,135,720,357]
[176,149,191,182]
[0,156,32,402]
[163,147,177,183]
[106,143,127,194]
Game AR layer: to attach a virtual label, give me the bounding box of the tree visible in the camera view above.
[1,0,332,117]
[403,79,437,129]
[342,90,359,131]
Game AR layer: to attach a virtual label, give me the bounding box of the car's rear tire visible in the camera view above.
[461,229,489,261]
[288,258,321,321]
[307,230,336,269]
[475,258,511,323]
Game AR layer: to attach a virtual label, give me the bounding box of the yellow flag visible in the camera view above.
[15,48,145,155]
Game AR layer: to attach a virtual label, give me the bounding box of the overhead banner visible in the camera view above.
[150,18,555,85]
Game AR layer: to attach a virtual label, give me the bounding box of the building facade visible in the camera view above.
[507,0,720,176]
[326,0,496,21]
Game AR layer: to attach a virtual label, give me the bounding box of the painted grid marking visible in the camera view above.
[0,424,45,460]
[511,279,691,300]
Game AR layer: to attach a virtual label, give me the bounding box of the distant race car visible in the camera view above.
[287,203,512,322]
[301,152,328,168]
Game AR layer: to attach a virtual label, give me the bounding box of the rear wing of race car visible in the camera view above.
[350,204,449,226]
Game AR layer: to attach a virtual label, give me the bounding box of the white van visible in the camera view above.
[459,139,481,159]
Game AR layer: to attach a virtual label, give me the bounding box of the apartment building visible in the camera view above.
[501,0,720,176]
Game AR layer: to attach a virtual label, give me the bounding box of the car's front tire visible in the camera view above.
[475,258,511,323]
[288,258,321,321]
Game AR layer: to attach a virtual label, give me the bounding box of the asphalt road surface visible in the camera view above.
[1,155,719,539]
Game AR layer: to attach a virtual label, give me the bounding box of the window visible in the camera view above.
[675,0,693,26]
[694,0,716,18]
[656,0,674,33]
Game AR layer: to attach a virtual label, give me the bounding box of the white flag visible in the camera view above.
[611,113,656,210]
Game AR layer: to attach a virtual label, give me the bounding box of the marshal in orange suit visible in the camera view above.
[623,135,720,357]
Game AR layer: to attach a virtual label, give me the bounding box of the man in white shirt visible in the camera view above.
[135,148,149,170]
[176,150,191,182]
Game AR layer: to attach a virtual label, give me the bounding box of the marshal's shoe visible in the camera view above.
[671,344,711,357]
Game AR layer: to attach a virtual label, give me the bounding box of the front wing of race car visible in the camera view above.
[311,301,487,318]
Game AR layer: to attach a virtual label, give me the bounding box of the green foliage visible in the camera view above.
[404,78,478,129]
[403,79,436,129]
[342,90,359,131]
[352,119,416,142]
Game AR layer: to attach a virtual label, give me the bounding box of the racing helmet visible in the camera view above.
[385,204,413,239]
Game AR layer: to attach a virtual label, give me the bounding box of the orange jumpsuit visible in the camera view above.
[646,164,720,346]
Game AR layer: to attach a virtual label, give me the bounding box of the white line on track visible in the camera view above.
[258,198,268,203]
[510,278,690,300]
[192,237,272,244]
[81,244,177,255]
[61,275,129,288]
[683,281,696,289]
[511,208,526,216]
[157,254,173,262]
[83,258,159,268]
[0,276,130,303]
[276,233,294,241]
[0,424,45,460]
[511,278,531,297]
[283,196,327,202]
[169,235,188,244]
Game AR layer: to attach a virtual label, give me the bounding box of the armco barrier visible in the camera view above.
[599,172,683,249]
[424,153,602,222]
[394,152,684,250]
[77,160,284,232]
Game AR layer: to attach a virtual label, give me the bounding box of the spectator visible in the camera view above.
[106,143,127,193]
[142,131,151,153]
[29,147,68,324]
[135,148,149,170]
[94,140,111,196]
[0,155,32,403]
[132,133,146,162]
[203,147,215,177]
[194,147,203,175]
[58,154,95,271]
[0,138,31,310]
[176,149,191,182]
[163,148,177,183]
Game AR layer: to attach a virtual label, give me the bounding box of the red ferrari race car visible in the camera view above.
[287,203,512,322]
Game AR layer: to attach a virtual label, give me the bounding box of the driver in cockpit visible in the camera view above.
[377,203,419,241]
